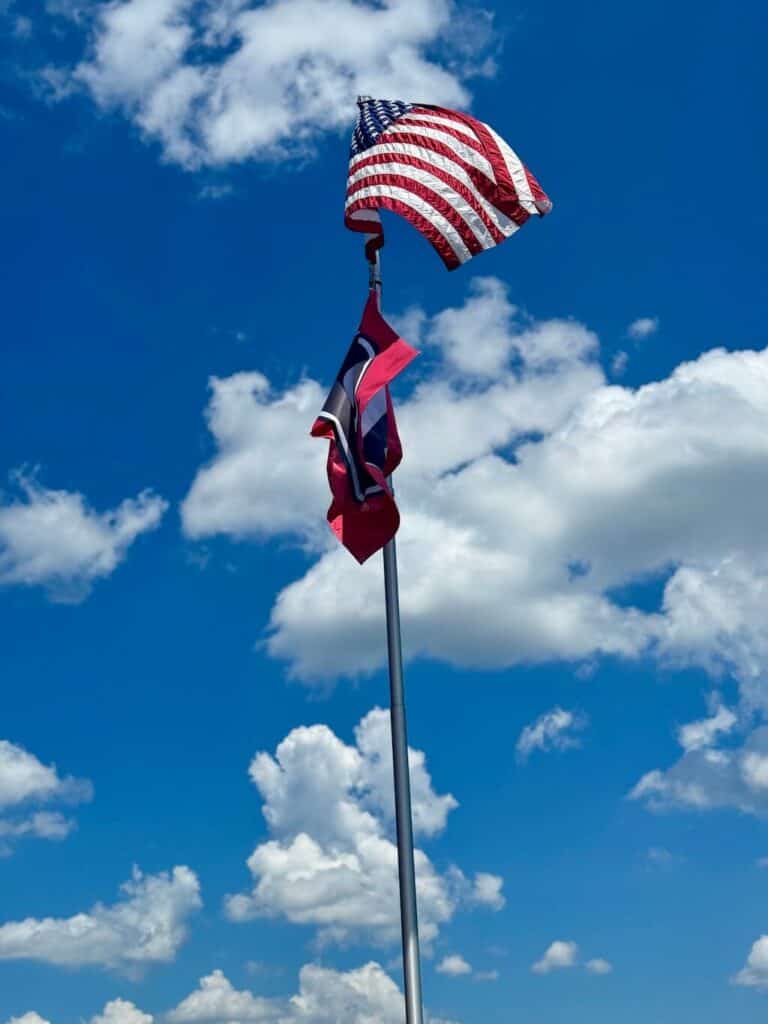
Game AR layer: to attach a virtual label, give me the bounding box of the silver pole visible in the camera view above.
[383,537,425,1024]
[371,252,425,1024]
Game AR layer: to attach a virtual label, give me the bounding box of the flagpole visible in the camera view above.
[371,252,425,1024]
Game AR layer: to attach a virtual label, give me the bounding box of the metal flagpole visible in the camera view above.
[370,251,425,1024]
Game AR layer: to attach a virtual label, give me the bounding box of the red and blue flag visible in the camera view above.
[311,292,418,563]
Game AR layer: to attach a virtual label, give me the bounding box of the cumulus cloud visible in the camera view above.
[0,472,167,601]
[437,954,472,976]
[532,940,578,974]
[165,962,458,1024]
[224,709,501,947]
[0,740,91,811]
[48,0,495,169]
[5,1002,153,1024]
[410,276,591,378]
[627,317,659,340]
[629,699,768,817]
[734,936,768,989]
[90,1001,153,1024]
[0,866,201,971]
[167,968,275,1022]
[6,964,458,1024]
[515,707,588,762]
[0,740,92,856]
[285,962,459,1024]
[470,871,505,910]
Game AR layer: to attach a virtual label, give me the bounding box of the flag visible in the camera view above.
[311,291,418,563]
[346,97,552,271]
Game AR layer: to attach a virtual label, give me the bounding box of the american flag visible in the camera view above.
[346,97,552,271]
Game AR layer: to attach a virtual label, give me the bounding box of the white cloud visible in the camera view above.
[532,940,578,974]
[0,812,76,850]
[0,472,167,601]
[287,962,459,1024]
[437,954,472,976]
[627,317,659,340]
[659,558,768,705]
[90,1001,153,1024]
[585,958,613,975]
[0,740,92,856]
[734,936,768,989]
[630,701,768,817]
[678,702,738,752]
[57,0,493,169]
[181,276,768,698]
[4,965,458,1024]
[0,866,201,971]
[470,872,505,910]
[167,969,275,1022]
[0,740,91,810]
[515,707,588,762]
[166,962,459,1024]
[181,374,327,545]
[414,276,593,378]
[354,706,458,838]
[224,709,501,947]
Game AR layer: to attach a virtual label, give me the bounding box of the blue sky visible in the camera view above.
[1,1,767,1022]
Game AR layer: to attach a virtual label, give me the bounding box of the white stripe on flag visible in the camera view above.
[396,112,480,142]
[348,162,497,250]
[384,124,497,183]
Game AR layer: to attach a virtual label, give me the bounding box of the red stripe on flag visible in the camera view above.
[346,195,461,270]
[524,166,553,214]
[373,129,497,189]
[347,172,485,257]
[349,152,506,245]
[446,108,541,224]
[394,116,487,156]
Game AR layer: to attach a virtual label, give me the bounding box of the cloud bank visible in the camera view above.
[182,276,768,698]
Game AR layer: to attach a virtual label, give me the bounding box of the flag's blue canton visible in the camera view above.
[350,98,413,157]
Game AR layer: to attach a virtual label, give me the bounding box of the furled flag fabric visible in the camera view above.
[346,97,552,271]
[311,291,418,563]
